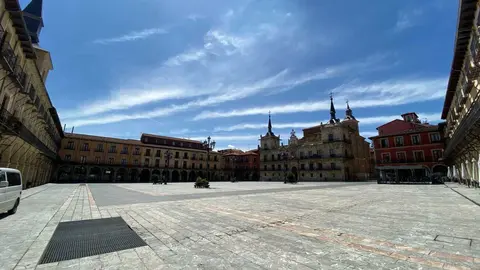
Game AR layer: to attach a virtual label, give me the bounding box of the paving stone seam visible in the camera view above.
[13,185,80,269]
[128,208,271,269]
[446,185,480,207]
[201,205,476,269]
[21,184,51,200]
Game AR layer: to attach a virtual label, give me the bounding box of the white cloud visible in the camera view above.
[227,144,235,149]
[213,113,442,132]
[194,78,447,120]
[360,131,378,139]
[394,9,423,32]
[190,135,260,141]
[93,28,168,44]
[187,14,205,21]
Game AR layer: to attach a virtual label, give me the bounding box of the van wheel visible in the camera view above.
[8,199,19,215]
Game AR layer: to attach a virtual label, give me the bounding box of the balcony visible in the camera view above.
[191,157,196,160]
[120,150,128,154]
[376,158,437,164]
[108,150,117,154]
[0,108,56,159]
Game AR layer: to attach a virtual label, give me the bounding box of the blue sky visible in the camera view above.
[27,0,457,151]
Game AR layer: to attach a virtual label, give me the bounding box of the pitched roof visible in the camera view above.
[368,125,440,139]
[141,133,203,144]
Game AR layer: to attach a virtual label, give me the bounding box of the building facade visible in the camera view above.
[441,0,480,185]
[369,113,446,180]
[219,149,260,181]
[259,97,371,181]
[56,133,225,183]
[0,0,63,188]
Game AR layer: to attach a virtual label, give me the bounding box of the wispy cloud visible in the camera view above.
[187,14,205,21]
[194,78,447,120]
[394,9,423,32]
[213,113,442,132]
[93,28,168,44]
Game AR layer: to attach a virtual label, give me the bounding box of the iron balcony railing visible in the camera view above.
[0,108,56,159]
[376,157,442,164]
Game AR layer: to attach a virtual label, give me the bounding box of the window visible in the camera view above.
[317,163,322,169]
[331,163,336,169]
[308,151,312,157]
[155,159,160,167]
[134,147,140,155]
[134,159,138,165]
[81,143,89,151]
[395,136,404,146]
[156,150,161,157]
[95,157,100,164]
[6,172,21,186]
[253,157,256,162]
[380,138,389,148]
[214,164,217,169]
[109,145,117,153]
[96,144,104,152]
[264,165,267,170]
[430,133,441,143]
[329,149,335,157]
[432,150,443,161]
[271,164,274,170]
[65,154,71,161]
[108,158,114,164]
[183,161,187,168]
[172,141,176,146]
[145,149,151,156]
[309,163,314,170]
[192,163,196,169]
[80,156,87,164]
[381,153,391,163]
[121,159,127,165]
[328,134,334,141]
[414,151,424,162]
[264,144,267,149]
[300,164,305,170]
[411,135,420,145]
[121,146,128,154]
[277,164,281,170]
[175,152,180,158]
[396,152,406,162]
[144,158,150,166]
[66,141,75,149]
[264,155,267,161]
[174,160,179,168]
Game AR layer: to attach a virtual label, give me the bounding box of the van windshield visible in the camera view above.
[0,171,5,182]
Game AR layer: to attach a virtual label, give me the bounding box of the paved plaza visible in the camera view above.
[0,182,479,270]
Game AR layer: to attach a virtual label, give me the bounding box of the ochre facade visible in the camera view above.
[259,98,371,181]
[56,133,225,183]
[0,0,63,188]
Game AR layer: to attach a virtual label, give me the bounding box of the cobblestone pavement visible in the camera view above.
[0,183,479,269]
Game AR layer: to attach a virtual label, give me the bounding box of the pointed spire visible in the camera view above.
[329,92,338,124]
[266,111,275,136]
[23,0,44,44]
[345,100,356,120]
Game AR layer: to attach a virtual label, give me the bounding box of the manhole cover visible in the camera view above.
[39,217,147,264]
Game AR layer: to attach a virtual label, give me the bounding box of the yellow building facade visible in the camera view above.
[56,133,225,183]
[260,97,371,181]
[0,0,63,188]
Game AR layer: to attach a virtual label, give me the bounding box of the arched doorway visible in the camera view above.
[140,169,150,183]
[116,168,127,182]
[291,166,298,181]
[57,166,72,183]
[172,170,180,182]
[103,168,115,182]
[162,170,169,181]
[152,169,161,179]
[189,171,196,182]
[130,169,139,182]
[74,166,87,183]
[198,171,203,178]
[181,170,187,182]
[432,165,448,176]
[89,167,102,183]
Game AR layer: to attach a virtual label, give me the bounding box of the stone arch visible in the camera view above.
[172,170,180,182]
[116,168,128,182]
[130,169,139,182]
[73,166,87,183]
[88,167,102,183]
[432,164,448,176]
[181,170,188,182]
[198,171,204,178]
[291,166,298,180]
[189,171,196,182]
[57,166,72,183]
[102,167,115,183]
[140,169,151,183]
[152,169,161,177]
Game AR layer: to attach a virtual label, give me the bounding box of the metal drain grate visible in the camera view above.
[39,217,147,264]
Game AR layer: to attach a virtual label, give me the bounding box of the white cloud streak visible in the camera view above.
[394,9,423,32]
[93,28,168,44]
[194,78,447,120]
[213,112,442,132]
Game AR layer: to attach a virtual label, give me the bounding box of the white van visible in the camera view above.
[0,168,22,215]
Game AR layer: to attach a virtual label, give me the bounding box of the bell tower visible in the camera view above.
[23,0,44,44]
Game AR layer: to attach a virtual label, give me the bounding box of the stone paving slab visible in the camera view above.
[0,183,478,269]
[445,182,480,206]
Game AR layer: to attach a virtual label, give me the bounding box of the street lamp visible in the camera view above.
[203,136,216,181]
[230,156,238,181]
[164,150,173,182]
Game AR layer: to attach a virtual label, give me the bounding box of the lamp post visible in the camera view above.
[230,156,237,181]
[164,150,173,183]
[203,136,216,181]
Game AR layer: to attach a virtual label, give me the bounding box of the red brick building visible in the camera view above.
[218,149,260,181]
[369,113,447,180]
